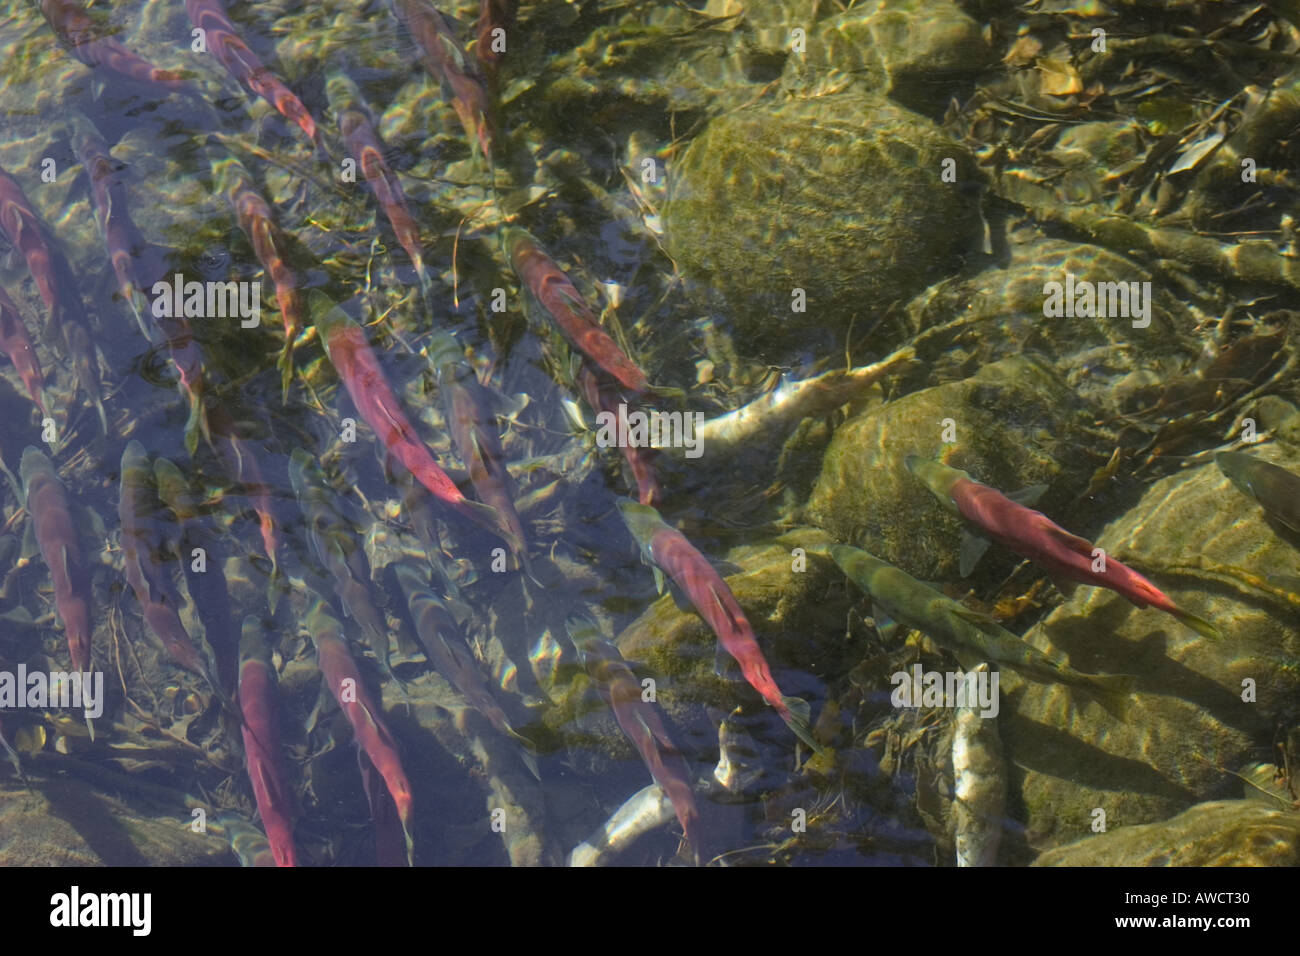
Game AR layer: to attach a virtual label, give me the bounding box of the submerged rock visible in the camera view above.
[785,0,994,114]
[1032,800,1300,866]
[903,235,1203,417]
[662,92,981,360]
[806,354,1091,580]
[0,775,229,866]
[543,526,851,763]
[1003,445,1300,846]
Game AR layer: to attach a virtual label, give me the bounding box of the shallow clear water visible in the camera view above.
[1,0,1298,867]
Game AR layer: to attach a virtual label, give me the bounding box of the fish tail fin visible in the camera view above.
[513,737,541,781]
[780,696,825,756]
[93,393,108,435]
[457,497,509,545]
[1172,607,1220,640]
[277,340,294,404]
[183,391,207,458]
[1084,673,1137,720]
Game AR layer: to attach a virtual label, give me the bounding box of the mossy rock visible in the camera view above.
[1032,800,1300,866]
[805,354,1091,581]
[662,92,982,360]
[785,0,994,113]
[903,235,1201,415]
[1003,446,1300,847]
[0,776,229,866]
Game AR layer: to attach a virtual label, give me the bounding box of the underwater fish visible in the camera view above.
[395,563,537,773]
[153,457,201,523]
[425,329,529,565]
[211,154,302,400]
[951,663,1005,868]
[0,166,106,432]
[566,612,701,863]
[289,448,397,682]
[906,456,1220,640]
[507,229,650,395]
[327,73,427,286]
[308,290,503,541]
[69,116,206,449]
[307,597,414,859]
[358,748,408,866]
[1216,451,1300,536]
[474,0,515,80]
[390,0,494,162]
[0,285,47,418]
[185,0,318,142]
[237,616,298,866]
[577,363,661,506]
[72,122,208,448]
[0,164,89,343]
[691,346,917,456]
[568,782,678,867]
[208,406,281,583]
[712,708,764,797]
[39,0,190,93]
[617,499,820,752]
[830,544,1136,717]
[70,122,159,341]
[20,447,92,672]
[63,321,108,435]
[118,441,213,681]
[217,812,277,867]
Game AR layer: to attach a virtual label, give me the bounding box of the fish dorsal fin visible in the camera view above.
[256,760,285,808]
[949,602,1000,631]
[710,558,744,579]
[708,583,744,634]
[652,565,667,598]
[958,530,991,578]
[1042,523,1096,557]
[20,520,37,562]
[870,601,901,642]
[1006,484,1049,507]
[1047,573,1079,599]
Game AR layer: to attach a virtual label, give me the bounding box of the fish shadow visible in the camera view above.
[1000,708,1199,808]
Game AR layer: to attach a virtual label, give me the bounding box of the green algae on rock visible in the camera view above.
[806,354,1090,581]
[784,0,994,114]
[1003,446,1300,847]
[1031,800,1300,867]
[661,93,982,358]
[903,235,1203,417]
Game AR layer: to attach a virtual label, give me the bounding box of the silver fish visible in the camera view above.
[568,783,676,867]
[713,708,763,797]
[951,663,1005,867]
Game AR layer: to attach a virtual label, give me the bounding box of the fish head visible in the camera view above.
[287,447,317,500]
[904,455,965,511]
[307,288,351,340]
[240,614,270,666]
[18,445,52,498]
[424,328,463,372]
[502,227,535,267]
[1214,451,1261,501]
[324,70,361,112]
[563,610,602,651]
[304,593,343,637]
[616,497,665,556]
[120,440,150,476]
